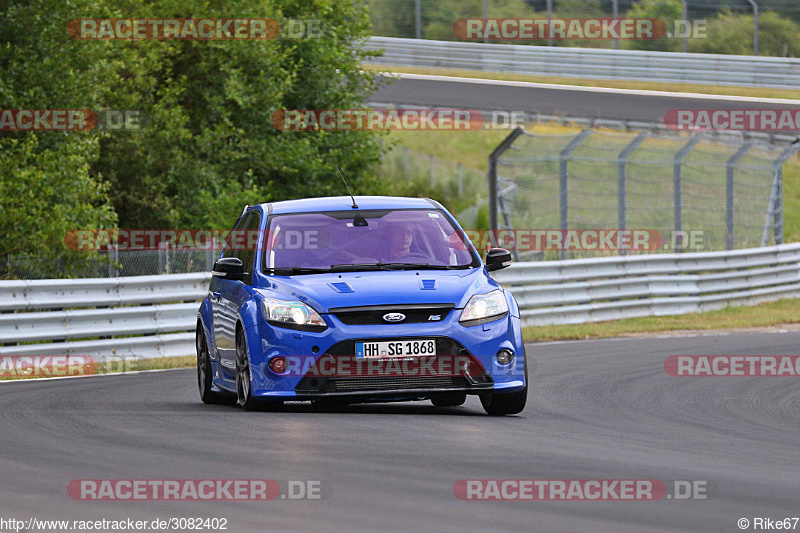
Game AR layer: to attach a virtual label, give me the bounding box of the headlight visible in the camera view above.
[262,297,326,330]
[459,290,508,326]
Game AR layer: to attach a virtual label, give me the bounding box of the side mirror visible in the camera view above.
[212,257,247,281]
[485,248,512,272]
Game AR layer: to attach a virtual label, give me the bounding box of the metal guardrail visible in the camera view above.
[365,37,800,90]
[492,242,800,327]
[2,243,799,358]
[0,273,210,359]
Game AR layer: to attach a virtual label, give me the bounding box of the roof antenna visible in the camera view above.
[336,165,358,209]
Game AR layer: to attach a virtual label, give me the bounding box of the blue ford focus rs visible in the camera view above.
[196,196,527,415]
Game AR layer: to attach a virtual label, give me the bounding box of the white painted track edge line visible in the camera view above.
[0,366,190,384]
[379,72,800,105]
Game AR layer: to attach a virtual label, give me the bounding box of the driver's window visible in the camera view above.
[237,213,260,285]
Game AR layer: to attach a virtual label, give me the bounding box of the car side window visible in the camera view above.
[237,213,261,285]
[222,215,248,260]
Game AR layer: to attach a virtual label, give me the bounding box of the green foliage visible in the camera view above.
[1,0,385,277]
[690,9,800,57]
[622,0,682,52]
[0,136,117,278]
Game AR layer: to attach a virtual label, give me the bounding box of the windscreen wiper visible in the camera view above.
[329,263,386,272]
[379,262,451,270]
[264,266,333,275]
[330,263,451,272]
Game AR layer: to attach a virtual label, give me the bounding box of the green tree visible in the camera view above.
[690,9,800,57]
[0,136,117,278]
[622,0,683,52]
[1,0,386,278]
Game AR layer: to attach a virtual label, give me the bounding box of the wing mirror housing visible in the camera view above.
[485,248,512,272]
[212,257,247,281]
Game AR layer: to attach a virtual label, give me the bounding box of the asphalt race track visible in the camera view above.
[370,73,800,128]
[1,331,798,532]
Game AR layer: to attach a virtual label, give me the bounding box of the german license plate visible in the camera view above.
[355,339,436,358]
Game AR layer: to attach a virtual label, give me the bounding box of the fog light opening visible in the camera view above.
[496,349,514,365]
[269,356,287,374]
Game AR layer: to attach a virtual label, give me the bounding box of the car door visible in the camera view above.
[214,211,261,372]
[211,214,249,371]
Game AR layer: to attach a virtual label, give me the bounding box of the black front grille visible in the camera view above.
[294,337,494,395]
[324,376,467,392]
[329,304,454,325]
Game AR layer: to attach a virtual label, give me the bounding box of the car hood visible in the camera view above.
[256,268,496,312]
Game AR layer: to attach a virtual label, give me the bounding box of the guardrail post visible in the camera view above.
[559,129,593,260]
[488,127,525,234]
[763,142,800,245]
[726,141,753,250]
[673,136,703,253]
[617,132,649,255]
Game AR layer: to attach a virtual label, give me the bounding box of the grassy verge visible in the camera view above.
[366,64,800,101]
[522,298,800,342]
[0,355,194,381]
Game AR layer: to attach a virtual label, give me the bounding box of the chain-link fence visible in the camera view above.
[377,145,489,221]
[5,246,217,280]
[489,127,800,260]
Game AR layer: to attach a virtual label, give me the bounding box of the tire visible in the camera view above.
[196,324,228,405]
[480,348,528,416]
[235,326,259,410]
[431,392,467,407]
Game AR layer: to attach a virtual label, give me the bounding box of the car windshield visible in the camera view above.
[262,208,478,273]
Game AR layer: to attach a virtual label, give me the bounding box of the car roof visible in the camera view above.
[260,196,438,215]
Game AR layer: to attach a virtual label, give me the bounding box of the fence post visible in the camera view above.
[612,0,619,50]
[414,0,421,39]
[546,0,553,46]
[617,132,649,255]
[763,142,800,245]
[673,136,703,253]
[726,141,753,250]
[488,127,525,234]
[107,244,113,278]
[747,0,759,56]
[680,0,688,53]
[559,129,593,260]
